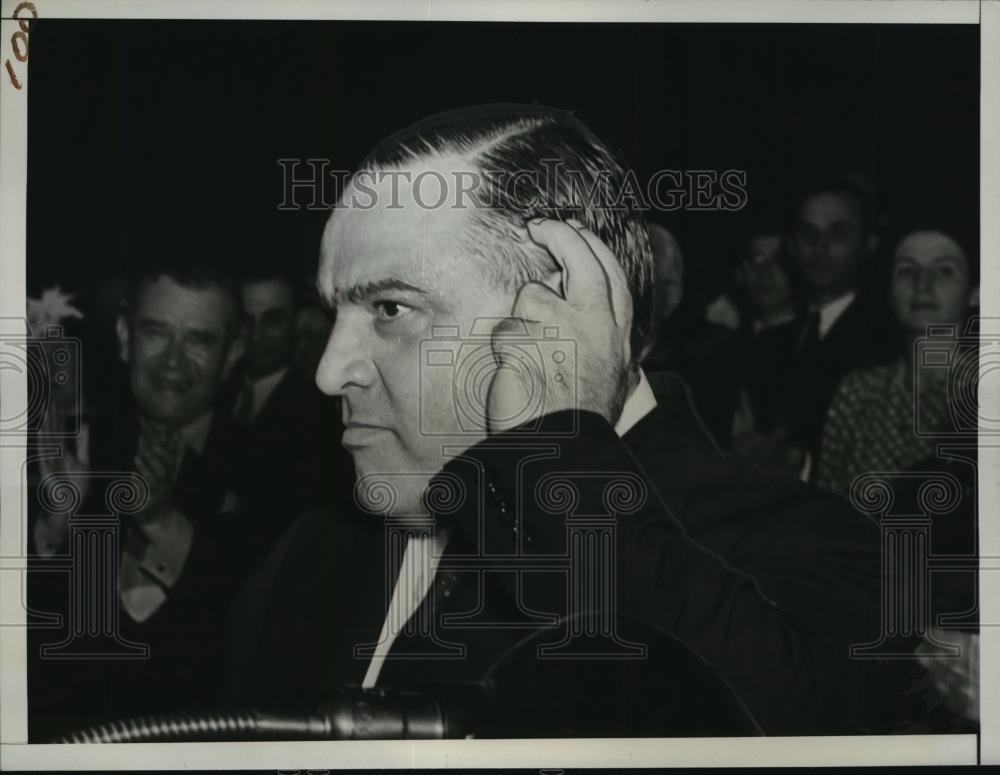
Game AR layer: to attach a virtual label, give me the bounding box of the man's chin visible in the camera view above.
[348,436,483,516]
[351,467,434,517]
[356,483,432,517]
[137,396,205,429]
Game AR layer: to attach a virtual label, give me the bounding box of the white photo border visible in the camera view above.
[0,0,993,768]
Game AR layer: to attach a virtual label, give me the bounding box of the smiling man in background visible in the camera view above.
[29,255,250,740]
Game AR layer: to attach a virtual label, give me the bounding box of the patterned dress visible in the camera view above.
[816,359,960,494]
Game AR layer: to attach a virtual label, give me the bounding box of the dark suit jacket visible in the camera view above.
[784,293,898,461]
[27,399,248,741]
[735,318,802,435]
[229,368,355,562]
[225,371,912,736]
[643,312,740,446]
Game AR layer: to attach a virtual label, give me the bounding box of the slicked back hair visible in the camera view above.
[126,258,242,338]
[353,104,655,366]
[790,176,875,237]
[239,255,303,308]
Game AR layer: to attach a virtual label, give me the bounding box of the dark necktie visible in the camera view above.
[797,309,821,352]
[233,379,255,425]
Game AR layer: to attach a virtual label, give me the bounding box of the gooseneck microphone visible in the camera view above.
[55,684,492,743]
[53,616,762,741]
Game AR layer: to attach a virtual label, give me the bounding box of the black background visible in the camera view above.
[26,20,979,305]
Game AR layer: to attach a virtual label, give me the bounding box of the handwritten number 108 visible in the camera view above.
[5,2,38,91]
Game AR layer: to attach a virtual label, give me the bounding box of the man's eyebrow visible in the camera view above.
[321,278,429,307]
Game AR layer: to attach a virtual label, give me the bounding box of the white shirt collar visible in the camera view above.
[248,366,290,422]
[752,309,797,334]
[816,291,856,339]
[614,370,658,437]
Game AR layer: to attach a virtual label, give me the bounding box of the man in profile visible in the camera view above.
[227,105,911,736]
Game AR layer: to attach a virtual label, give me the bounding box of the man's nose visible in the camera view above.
[315,322,373,396]
[160,336,186,369]
[915,268,935,293]
[812,233,833,257]
[249,327,267,350]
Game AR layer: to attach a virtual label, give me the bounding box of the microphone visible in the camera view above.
[54,683,493,743]
[53,615,761,741]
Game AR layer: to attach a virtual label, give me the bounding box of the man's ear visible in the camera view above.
[540,266,564,298]
[969,285,980,309]
[115,315,130,363]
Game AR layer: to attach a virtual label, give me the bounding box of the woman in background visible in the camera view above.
[817,219,981,732]
[816,221,979,493]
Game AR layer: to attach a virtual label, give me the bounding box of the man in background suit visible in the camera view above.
[226,106,918,737]
[641,223,740,446]
[781,179,897,471]
[230,263,353,559]
[727,223,806,469]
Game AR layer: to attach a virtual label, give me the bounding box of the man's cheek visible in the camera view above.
[134,338,162,363]
[188,347,224,373]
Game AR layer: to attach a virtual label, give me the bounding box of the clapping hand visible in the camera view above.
[134,419,184,523]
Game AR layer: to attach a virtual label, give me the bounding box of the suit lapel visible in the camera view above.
[248,368,295,432]
[621,371,719,531]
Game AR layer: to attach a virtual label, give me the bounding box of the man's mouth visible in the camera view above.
[342,422,391,449]
[151,376,192,394]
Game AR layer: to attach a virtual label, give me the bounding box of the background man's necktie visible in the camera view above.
[233,378,255,425]
[797,309,822,351]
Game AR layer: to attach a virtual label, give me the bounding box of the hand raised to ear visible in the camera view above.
[487,218,634,433]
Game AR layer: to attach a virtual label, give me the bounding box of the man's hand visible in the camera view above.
[733,427,807,473]
[39,403,89,479]
[134,420,184,522]
[34,406,90,553]
[487,218,633,432]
